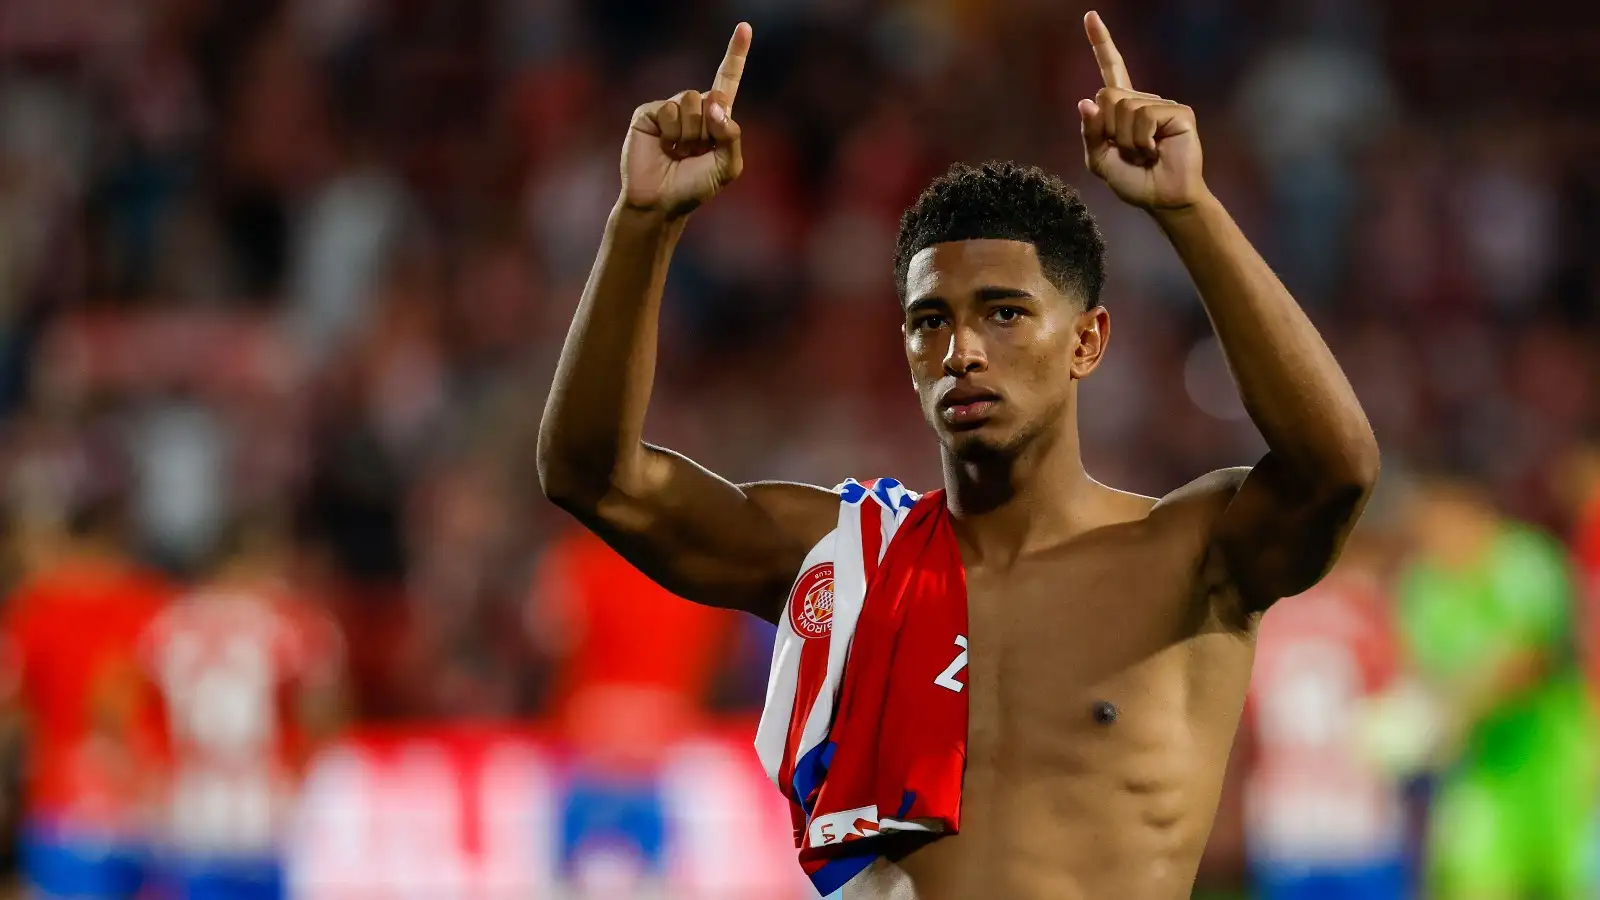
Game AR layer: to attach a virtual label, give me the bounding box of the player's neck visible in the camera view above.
[940,420,1098,566]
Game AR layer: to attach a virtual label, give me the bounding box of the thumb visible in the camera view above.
[708,102,744,180]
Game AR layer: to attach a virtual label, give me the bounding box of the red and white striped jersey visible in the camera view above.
[755,478,968,895]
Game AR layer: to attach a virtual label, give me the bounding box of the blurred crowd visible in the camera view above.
[0,0,1595,896]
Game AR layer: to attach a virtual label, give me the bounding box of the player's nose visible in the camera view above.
[942,326,988,377]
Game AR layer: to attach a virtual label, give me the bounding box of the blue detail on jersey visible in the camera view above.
[871,478,902,511]
[838,480,869,505]
[792,740,833,817]
[839,477,919,512]
[896,790,916,819]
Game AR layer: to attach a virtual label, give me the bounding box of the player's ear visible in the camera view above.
[1070,304,1110,378]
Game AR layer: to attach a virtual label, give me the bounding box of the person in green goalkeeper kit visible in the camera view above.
[1397,474,1598,899]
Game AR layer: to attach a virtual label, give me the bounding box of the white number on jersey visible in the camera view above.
[933,636,968,693]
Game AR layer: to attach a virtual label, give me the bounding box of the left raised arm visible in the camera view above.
[1161,197,1378,611]
[1078,11,1379,613]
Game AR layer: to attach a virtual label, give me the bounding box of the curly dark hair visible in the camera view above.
[893,161,1106,309]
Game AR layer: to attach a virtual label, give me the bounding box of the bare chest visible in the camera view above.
[869,549,1257,900]
[954,549,1257,827]
[960,548,1222,746]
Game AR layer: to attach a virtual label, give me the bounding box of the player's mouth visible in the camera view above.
[938,386,1001,426]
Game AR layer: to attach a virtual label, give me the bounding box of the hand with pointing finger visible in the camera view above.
[1078,12,1207,211]
[621,23,751,220]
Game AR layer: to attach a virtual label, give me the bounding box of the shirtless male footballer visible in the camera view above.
[538,13,1379,900]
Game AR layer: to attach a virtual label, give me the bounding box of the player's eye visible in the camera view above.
[913,315,948,331]
[990,306,1024,324]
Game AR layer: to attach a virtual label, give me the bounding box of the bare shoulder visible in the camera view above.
[1150,466,1252,518]
[1073,470,1248,539]
[1143,467,1256,628]
[739,480,842,548]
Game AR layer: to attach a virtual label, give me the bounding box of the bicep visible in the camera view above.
[561,444,838,623]
[1210,453,1372,614]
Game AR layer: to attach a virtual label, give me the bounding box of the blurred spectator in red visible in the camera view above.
[1242,485,1419,900]
[140,511,345,900]
[529,524,738,758]
[0,482,172,898]
[1555,443,1600,701]
[526,525,739,892]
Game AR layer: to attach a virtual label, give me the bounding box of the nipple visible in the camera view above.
[1092,700,1118,725]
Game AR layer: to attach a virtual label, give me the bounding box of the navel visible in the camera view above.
[1092,700,1118,725]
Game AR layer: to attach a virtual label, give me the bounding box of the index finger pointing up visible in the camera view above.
[1085,11,1132,90]
[712,22,753,113]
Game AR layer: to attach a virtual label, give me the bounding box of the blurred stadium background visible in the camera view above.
[0,0,1596,897]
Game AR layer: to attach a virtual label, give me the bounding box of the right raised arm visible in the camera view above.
[536,24,837,623]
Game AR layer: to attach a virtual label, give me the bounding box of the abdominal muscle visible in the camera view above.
[840,760,1223,900]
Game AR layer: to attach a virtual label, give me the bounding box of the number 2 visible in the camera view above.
[934,635,968,693]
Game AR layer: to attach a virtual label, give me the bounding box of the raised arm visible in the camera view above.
[1078,12,1379,615]
[537,24,837,623]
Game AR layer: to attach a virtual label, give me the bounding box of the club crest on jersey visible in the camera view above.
[788,563,835,640]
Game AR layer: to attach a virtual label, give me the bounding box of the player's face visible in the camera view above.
[902,240,1109,459]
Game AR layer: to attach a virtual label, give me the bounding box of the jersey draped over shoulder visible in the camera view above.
[754,478,969,895]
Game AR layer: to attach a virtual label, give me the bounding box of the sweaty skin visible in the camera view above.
[840,240,1261,900]
[538,14,1377,900]
[849,484,1258,900]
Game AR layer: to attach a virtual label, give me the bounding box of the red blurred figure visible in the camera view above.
[1242,527,1410,900]
[0,498,172,898]
[1562,447,1600,702]
[1581,513,1600,698]
[140,514,346,900]
[531,525,737,761]
[529,526,739,894]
